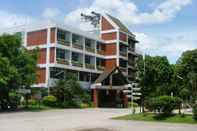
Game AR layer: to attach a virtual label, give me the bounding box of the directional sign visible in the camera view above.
[126,95,141,100]
[17,89,31,94]
[132,92,142,96]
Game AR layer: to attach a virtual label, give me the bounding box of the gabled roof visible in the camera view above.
[106,14,135,37]
[95,66,129,84]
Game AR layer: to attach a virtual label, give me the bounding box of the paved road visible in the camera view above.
[0,108,197,131]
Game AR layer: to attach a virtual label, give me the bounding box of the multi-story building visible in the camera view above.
[0,14,138,107]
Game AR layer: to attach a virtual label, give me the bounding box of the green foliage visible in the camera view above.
[128,102,138,108]
[175,49,197,102]
[28,99,37,106]
[193,104,197,121]
[114,113,197,124]
[0,34,38,110]
[8,92,21,109]
[146,96,182,115]
[51,73,90,108]
[42,95,57,107]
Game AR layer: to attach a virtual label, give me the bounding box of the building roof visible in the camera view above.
[0,21,105,42]
[95,66,129,84]
[107,14,135,37]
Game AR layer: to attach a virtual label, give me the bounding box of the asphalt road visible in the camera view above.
[0,108,197,131]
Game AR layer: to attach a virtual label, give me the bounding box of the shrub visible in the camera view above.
[9,92,21,110]
[128,102,138,108]
[193,103,197,121]
[28,99,37,106]
[146,96,182,115]
[42,95,57,107]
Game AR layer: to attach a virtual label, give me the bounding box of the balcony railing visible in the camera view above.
[128,47,135,52]
[85,46,95,53]
[72,60,83,67]
[57,39,70,46]
[120,66,127,72]
[85,63,95,69]
[128,61,135,67]
[72,43,83,50]
[120,51,127,57]
[56,58,69,65]
[97,65,105,71]
[97,50,105,55]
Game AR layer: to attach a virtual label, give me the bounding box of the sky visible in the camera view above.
[0,0,196,64]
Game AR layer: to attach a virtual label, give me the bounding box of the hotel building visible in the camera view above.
[0,14,138,107]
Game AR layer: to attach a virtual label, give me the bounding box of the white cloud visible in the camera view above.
[135,32,197,63]
[0,11,35,28]
[42,8,60,20]
[64,0,192,28]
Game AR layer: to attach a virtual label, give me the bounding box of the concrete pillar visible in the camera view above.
[123,95,128,108]
[93,89,99,107]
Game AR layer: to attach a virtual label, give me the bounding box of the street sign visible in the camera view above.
[17,89,31,94]
[126,95,141,100]
[34,93,42,100]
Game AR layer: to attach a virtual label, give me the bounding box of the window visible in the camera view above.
[72,34,82,44]
[56,48,65,59]
[85,55,91,64]
[57,29,70,42]
[72,52,79,61]
[50,67,65,79]
[79,72,90,82]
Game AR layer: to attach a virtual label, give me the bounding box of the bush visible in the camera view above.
[9,92,21,110]
[128,102,138,108]
[193,103,197,121]
[28,99,37,106]
[145,96,182,115]
[42,95,57,107]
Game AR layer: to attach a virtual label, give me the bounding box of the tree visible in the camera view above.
[136,55,174,112]
[51,73,87,107]
[0,34,38,109]
[175,49,197,103]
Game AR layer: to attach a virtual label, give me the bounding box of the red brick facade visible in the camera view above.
[50,47,55,63]
[119,32,127,42]
[105,59,116,69]
[104,43,116,55]
[50,28,56,43]
[101,32,117,40]
[36,68,46,83]
[101,17,114,31]
[38,48,46,64]
[27,29,47,46]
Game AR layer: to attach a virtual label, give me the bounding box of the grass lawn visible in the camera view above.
[113,113,197,124]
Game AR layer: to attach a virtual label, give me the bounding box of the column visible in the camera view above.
[93,89,99,107]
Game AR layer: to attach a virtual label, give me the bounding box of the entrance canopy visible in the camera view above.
[91,66,129,90]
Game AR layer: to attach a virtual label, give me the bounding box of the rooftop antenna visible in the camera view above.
[81,11,101,28]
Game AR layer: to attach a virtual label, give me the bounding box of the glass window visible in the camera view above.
[50,67,65,79]
[72,52,79,61]
[85,55,91,64]
[56,48,65,59]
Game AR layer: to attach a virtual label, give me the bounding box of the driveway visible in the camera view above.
[0,108,197,131]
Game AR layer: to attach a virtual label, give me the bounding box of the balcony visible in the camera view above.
[72,60,83,67]
[120,51,127,57]
[128,47,135,52]
[56,58,69,65]
[57,29,71,46]
[86,46,95,53]
[58,39,70,46]
[97,65,105,71]
[97,49,105,55]
[128,61,135,67]
[120,66,127,72]
[72,34,83,50]
[72,43,83,50]
[85,63,95,69]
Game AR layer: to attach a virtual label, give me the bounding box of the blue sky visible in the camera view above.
[0,0,196,64]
